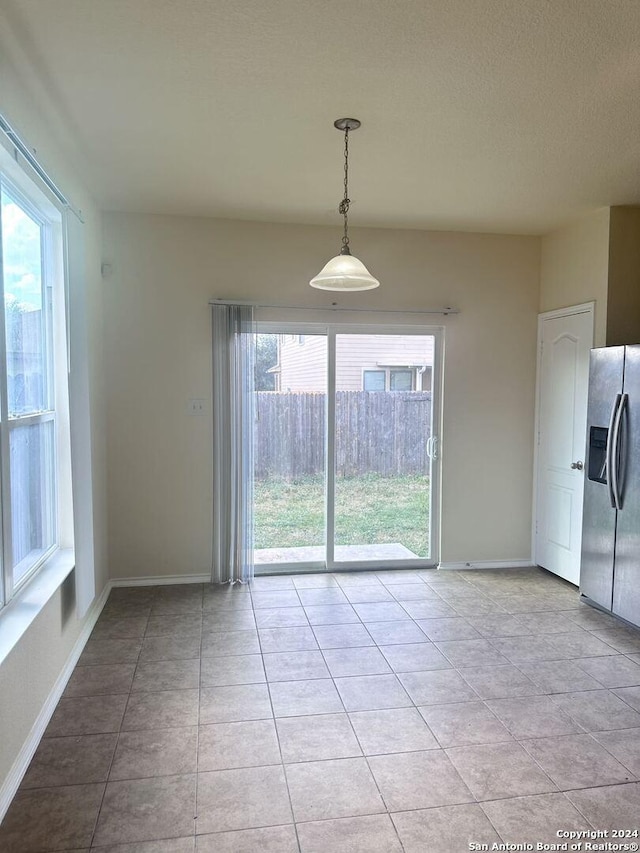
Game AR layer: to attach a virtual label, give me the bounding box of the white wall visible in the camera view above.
[102,213,540,573]
[540,208,610,346]
[0,32,107,788]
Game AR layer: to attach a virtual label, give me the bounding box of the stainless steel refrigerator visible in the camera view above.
[581,345,640,628]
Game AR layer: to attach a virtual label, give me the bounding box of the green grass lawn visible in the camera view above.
[254,473,430,558]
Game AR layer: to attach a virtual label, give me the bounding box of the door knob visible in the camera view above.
[570,461,584,471]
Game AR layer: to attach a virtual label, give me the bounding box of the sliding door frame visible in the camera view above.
[326,328,336,568]
[254,321,328,574]
[254,321,443,575]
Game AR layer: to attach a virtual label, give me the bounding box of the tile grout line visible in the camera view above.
[193,590,204,848]
[254,595,303,853]
[86,606,149,849]
[15,769,640,798]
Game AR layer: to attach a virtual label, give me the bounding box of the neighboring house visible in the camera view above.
[271,333,434,392]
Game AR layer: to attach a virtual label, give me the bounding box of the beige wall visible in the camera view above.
[102,214,540,572]
[0,38,107,787]
[539,208,610,346]
[607,206,640,346]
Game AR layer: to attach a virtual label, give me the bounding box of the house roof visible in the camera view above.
[1,0,639,234]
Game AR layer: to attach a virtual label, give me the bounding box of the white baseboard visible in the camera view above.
[437,559,535,570]
[110,573,211,587]
[0,579,111,823]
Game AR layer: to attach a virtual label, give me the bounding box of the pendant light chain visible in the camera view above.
[339,127,351,254]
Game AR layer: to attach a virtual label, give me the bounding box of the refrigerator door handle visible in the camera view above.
[606,393,622,508]
[611,392,628,510]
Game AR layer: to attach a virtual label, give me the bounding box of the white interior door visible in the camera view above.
[535,306,593,584]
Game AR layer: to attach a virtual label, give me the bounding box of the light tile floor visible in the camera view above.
[2,567,640,852]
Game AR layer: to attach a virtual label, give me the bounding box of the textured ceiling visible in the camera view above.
[2,0,640,234]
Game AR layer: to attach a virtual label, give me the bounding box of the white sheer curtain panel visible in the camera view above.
[211,304,256,584]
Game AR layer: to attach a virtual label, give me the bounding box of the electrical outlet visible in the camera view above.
[188,398,206,415]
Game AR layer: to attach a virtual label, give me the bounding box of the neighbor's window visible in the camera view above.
[390,369,413,391]
[364,368,415,391]
[363,369,386,391]
[0,179,59,600]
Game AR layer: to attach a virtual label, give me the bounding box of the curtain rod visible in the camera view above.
[0,113,84,222]
[210,298,459,316]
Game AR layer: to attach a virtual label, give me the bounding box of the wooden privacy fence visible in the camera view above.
[255,390,432,479]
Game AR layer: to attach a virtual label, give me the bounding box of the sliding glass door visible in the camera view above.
[254,325,440,571]
[254,332,328,568]
[331,333,435,566]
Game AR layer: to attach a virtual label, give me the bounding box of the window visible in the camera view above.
[364,368,415,391]
[390,369,413,391]
[0,173,66,607]
[363,369,386,391]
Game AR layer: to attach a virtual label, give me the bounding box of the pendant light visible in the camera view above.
[310,118,380,291]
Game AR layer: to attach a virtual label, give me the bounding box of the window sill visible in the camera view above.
[0,548,75,667]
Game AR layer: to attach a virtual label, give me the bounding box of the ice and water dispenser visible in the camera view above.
[587,426,608,483]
